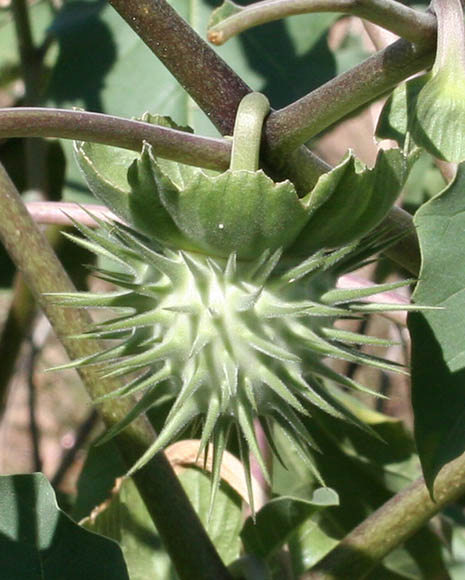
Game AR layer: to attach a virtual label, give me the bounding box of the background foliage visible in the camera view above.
[2,1,465,579]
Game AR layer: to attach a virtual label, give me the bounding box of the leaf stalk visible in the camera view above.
[0,108,230,171]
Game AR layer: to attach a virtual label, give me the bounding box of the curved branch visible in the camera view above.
[265,37,436,156]
[208,0,436,47]
[0,108,230,171]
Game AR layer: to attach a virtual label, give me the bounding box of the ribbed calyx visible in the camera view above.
[50,215,416,511]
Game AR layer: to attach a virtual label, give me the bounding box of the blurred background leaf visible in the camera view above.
[0,473,129,580]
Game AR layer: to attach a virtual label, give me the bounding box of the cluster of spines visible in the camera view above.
[47,213,422,512]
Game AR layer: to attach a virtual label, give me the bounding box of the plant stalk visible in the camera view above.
[208,0,436,47]
[265,38,435,157]
[301,448,465,579]
[0,162,233,580]
[11,0,48,190]
[108,0,251,135]
[0,108,230,171]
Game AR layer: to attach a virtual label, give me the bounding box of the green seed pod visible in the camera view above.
[57,94,417,510]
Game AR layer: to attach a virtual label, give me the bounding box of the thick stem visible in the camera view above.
[208,0,435,47]
[265,38,435,156]
[0,162,233,580]
[25,201,117,227]
[0,108,230,171]
[301,449,465,579]
[11,0,39,104]
[108,0,251,135]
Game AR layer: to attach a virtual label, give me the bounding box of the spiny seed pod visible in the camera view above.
[49,94,418,511]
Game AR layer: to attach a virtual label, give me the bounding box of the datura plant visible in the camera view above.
[48,93,420,511]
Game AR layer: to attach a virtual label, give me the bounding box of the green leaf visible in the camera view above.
[276,392,449,577]
[411,70,465,163]
[0,473,128,580]
[84,468,242,579]
[376,74,429,149]
[409,163,465,490]
[83,477,177,580]
[291,149,408,253]
[377,1,465,163]
[410,0,465,163]
[241,488,338,559]
[181,468,242,565]
[286,512,339,576]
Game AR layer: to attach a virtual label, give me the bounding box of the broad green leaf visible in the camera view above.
[182,468,242,564]
[0,473,128,580]
[287,512,339,576]
[241,488,338,559]
[409,164,465,490]
[83,477,177,580]
[83,468,242,579]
